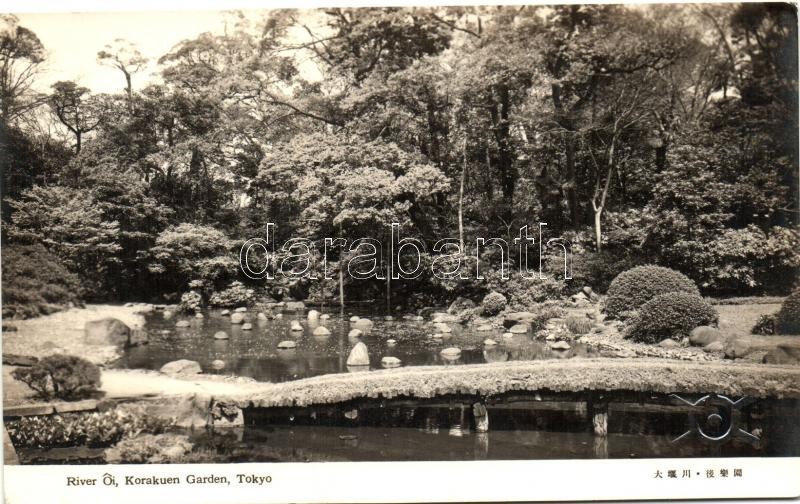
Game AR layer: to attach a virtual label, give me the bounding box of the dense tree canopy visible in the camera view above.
[1,4,798,308]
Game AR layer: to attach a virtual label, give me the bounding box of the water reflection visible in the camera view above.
[120,307,599,383]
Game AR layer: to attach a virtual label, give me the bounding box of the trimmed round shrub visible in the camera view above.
[751,313,776,335]
[627,292,718,344]
[775,290,800,334]
[481,291,507,316]
[605,265,699,319]
[11,355,101,400]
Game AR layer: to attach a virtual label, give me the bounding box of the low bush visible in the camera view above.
[564,251,644,293]
[484,271,566,311]
[627,292,718,344]
[605,265,699,319]
[11,355,100,400]
[481,291,507,316]
[775,291,800,334]
[208,281,256,308]
[751,313,776,335]
[178,290,203,314]
[1,243,84,319]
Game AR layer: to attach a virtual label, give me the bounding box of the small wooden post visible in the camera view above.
[473,401,489,433]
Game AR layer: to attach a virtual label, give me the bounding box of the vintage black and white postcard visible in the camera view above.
[1,0,798,502]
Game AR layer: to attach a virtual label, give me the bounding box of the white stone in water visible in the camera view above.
[346,341,370,366]
[440,347,461,359]
[313,326,331,336]
[230,313,245,324]
[476,324,493,332]
[546,333,556,341]
[241,323,253,330]
[163,311,174,320]
[434,322,452,333]
[432,333,443,339]
[350,315,360,322]
[484,338,498,346]
[175,320,190,328]
[214,331,229,340]
[502,332,514,339]
[320,314,330,320]
[386,339,397,346]
[195,312,204,319]
[274,313,283,319]
[385,315,394,321]
[220,309,230,316]
[509,323,529,334]
[353,318,373,331]
[550,340,571,350]
[381,356,402,368]
[257,312,268,320]
[290,321,303,331]
[234,307,248,313]
[160,359,201,375]
[348,329,363,339]
[308,309,320,320]
[277,340,297,349]
[211,359,226,370]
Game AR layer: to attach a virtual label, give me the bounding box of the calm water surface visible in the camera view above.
[119,307,597,382]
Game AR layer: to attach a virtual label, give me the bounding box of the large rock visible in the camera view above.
[509,323,529,334]
[447,297,475,315]
[285,301,305,311]
[160,359,202,375]
[724,337,753,359]
[503,312,536,329]
[689,326,723,347]
[763,345,800,365]
[85,318,131,346]
[230,313,246,324]
[346,342,370,366]
[703,341,724,352]
[433,322,452,333]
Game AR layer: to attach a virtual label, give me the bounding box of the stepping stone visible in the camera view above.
[440,347,461,359]
[214,331,229,340]
[484,339,498,346]
[175,320,190,328]
[211,359,226,370]
[220,309,230,316]
[241,323,253,330]
[381,356,402,368]
[290,321,303,331]
[235,307,248,313]
[348,329,363,339]
[386,339,397,346]
[313,326,331,336]
[550,341,571,350]
[277,340,297,349]
[509,323,529,334]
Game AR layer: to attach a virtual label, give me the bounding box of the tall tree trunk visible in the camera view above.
[459,139,467,252]
[552,82,580,228]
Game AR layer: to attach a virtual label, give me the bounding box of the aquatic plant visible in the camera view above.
[605,265,699,319]
[6,406,173,449]
[627,292,718,344]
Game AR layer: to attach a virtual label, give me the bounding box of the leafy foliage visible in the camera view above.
[11,355,101,400]
[1,243,83,318]
[208,281,256,308]
[627,292,719,344]
[105,433,193,464]
[481,291,507,316]
[6,404,172,449]
[605,265,700,319]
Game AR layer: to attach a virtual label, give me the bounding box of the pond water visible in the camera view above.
[118,307,598,382]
